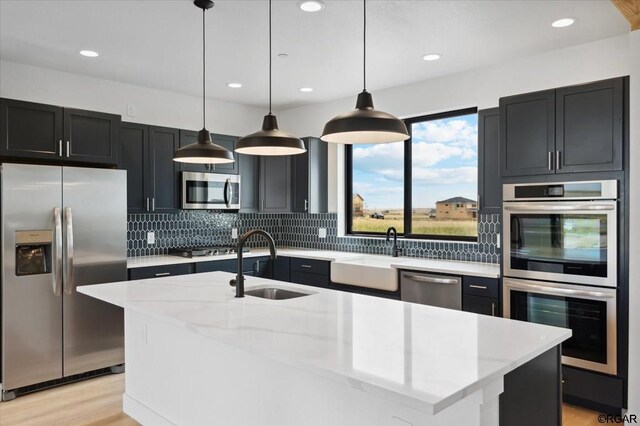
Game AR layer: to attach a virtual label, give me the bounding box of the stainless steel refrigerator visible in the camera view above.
[1,163,127,400]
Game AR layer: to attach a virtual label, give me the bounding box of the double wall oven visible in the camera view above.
[502,180,618,375]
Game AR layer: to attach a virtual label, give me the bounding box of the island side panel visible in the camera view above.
[499,346,562,426]
[122,309,502,426]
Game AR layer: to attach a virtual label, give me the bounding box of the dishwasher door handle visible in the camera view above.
[401,273,459,285]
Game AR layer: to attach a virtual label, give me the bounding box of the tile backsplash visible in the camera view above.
[128,212,500,264]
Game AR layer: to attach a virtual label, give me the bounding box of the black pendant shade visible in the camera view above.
[235,0,305,156]
[173,0,235,164]
[321,0,409,145]
[321,90,409,144]
[173,128,234,164]
[236,114,306,156]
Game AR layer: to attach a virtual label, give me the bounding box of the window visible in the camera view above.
[346,108,478,241]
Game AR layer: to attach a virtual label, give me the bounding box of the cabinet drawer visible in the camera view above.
[463,276,499,298]
[290,258,330,275]
[129,263,193,280]
[194,257,271,275]
[290,271,329,288]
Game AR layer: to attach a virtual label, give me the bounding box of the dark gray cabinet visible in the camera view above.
[291,137,328,213]
[0,98,119,165]
[500,90,555,177]
[259,155,291,213]
[477,108,501,214]
[462,276,500,317]
[555,78,623,174]
[178,131,238,175]
[128,263,194,280]
[119,123,179,213]
[239,153,259,213]
[500,77,625,177]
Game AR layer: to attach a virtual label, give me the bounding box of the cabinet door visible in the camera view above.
[239,153,259,212]
[149,126,179,212]
[209,134,238,175]
[0,98,63,160]
[291,139,309,212]
[63,108,120,164]
[119,123,150,213]
[500,90,555,177]
[259,155,291,213]
[478,108,501,214]
[463,294,498,317]
[555,78,623,174]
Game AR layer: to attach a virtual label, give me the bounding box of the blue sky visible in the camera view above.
[352,113,478,210]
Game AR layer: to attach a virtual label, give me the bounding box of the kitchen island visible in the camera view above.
[79,271,570,426]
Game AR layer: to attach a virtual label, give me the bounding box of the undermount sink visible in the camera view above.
[330,256,405,292]
[245,287,314,300]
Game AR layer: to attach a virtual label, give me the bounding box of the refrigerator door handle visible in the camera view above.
[64,207,74,295]
[52,208,63,296]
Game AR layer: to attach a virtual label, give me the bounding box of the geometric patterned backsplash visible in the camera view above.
[128,212,500,264]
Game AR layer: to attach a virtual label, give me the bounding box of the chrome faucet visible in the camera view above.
[386,227,402,257]
[230,229,277,298]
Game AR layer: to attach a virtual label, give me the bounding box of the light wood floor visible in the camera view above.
[0,374,604,425]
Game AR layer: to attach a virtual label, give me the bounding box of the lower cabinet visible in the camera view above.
[463,294,498,317]
[128,264,194,280]
[562,366,624,414]
[462,276,500,317]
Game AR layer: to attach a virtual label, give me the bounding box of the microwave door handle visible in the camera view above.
[52,208,63,296]
[63,207,74,295]
[504,204,615,212]
[507,282,615,299]
[224,178,231,208]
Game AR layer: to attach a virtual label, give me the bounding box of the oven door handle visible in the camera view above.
[506,282,615,299]
[503,204,614,212]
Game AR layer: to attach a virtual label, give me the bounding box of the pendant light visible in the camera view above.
[321,0,409,144]
[174,0,234,164]
[235,0,306,156]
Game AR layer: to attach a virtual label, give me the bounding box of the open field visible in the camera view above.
[353,213,477,236]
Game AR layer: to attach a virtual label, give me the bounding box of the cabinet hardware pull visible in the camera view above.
[548,151,553,170]
[155,272,170,277]
[146,198,150,211]
[301,264,312,269]
[478,194,481,210]
[556,150,561,170]
[469,284,487,290]
[304,199,308,212]
[491,302,496,316]
[66,141,70,157]
[58,140,63,157]
[152,198,155,212]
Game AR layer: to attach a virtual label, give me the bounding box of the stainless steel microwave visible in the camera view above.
[181,172,240,210]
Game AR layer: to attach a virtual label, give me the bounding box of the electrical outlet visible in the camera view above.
[126,104,136,117]
[318,228,327,239]
[147,231,155,245]
[497,233,501,249]
[231,228,238,239]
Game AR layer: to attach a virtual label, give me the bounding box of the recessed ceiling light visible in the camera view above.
[299,87,313,92]
[79,50,99,57]
[551,18,575,28]
[227,82,242,88]
[277,53,289,59]
[422,53,441,61]
[298,1,324,12]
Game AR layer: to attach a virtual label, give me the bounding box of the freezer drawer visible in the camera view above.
[400,271,461,310]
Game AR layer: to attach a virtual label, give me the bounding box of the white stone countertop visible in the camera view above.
[79,272,569,415]
[128,248,500,278]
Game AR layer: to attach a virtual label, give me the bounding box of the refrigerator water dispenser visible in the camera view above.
[15,230,52,276]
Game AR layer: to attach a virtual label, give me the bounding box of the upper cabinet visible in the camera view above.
[239,153,259,213]
[259,155,291,213]
[477,108,501,214]
[499,77,624,177]
[0,98,120,165]
[178,131,238,175]
[291,137,328,213]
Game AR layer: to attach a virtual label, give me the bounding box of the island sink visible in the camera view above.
[245,287,312,300]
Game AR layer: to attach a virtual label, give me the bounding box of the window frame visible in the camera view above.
[346,107,479,242]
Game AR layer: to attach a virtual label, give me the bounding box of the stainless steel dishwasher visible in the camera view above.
[400,271,462,310]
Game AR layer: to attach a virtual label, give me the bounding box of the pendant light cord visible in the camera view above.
[202,7,206,127]
[269,0,272,115]
[363,0,366,92]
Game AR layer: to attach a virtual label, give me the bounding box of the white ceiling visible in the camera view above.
[0,0,629,110]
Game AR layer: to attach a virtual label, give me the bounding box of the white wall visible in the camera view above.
[277,34,631,213]
[0,60,265,136]
[627,29,639,419]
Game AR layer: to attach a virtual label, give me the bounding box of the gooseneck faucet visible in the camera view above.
[386,227,401,257]
[232,229,277,298]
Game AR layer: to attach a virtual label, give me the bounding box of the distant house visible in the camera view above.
[435,197,477,220]
[353,194,365,217]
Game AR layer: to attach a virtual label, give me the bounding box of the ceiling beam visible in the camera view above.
[611,0,640,30]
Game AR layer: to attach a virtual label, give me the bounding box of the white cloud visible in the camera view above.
[412,166,478,184]
[411,118,477,149]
